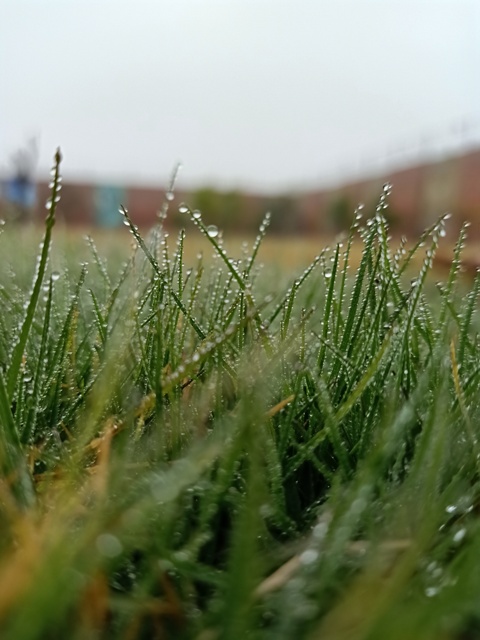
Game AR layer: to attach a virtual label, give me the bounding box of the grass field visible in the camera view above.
[1,155,480,639]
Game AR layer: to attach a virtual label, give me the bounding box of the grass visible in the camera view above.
[1,153,480,639]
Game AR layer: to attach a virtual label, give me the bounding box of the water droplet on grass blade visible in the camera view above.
[206,225,219,238]
[192,210,202,219]
[300,549,319,565]
[51,271,60,281]
[453,528,466,544]
[178,203,189,214]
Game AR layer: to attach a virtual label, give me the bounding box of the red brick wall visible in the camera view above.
[458,150,480,236]
[35,181,93,226]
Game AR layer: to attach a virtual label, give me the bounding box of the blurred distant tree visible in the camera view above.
[221,190,244,230]
[327,193,351,232]
[193,188,248,231]
[193,187,223,227]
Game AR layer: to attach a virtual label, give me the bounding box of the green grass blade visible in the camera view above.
[7,150,62,400]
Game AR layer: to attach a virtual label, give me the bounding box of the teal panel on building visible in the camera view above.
[94,185,126,227]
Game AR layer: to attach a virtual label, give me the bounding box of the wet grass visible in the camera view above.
[1,152,480,639]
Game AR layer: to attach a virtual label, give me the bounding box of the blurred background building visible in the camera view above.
[2,145,479,238]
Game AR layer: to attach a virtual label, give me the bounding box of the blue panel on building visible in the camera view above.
[4,177,36,208]
[94,185,126,227]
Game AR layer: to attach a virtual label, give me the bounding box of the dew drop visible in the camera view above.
[51,271,61,281]
[206,225,219,238]
[192,210,202,220]
[383,182,393,194]
[300,549,319,565]
[165,191,174,201]
[312,522,329,540]
[453,528,466,544]
[178,203,189,214]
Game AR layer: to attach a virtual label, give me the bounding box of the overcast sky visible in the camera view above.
[2,1,479,192]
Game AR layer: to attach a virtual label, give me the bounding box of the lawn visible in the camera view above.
[1,154,480,639]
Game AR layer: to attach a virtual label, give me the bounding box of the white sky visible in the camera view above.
[1,0,479,192]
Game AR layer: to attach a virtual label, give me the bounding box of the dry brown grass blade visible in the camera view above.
[122,572,185,640]
[0,515,41,621]
[87,418,118,497]
[266,394,295,418]
[308,541,415,640]
[255,555,301,598]
[78,570,110,634]
[255,538,411,599]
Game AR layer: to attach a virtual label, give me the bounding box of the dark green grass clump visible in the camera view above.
[1,154,480,639]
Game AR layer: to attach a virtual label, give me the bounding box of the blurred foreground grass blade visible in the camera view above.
[218,395,267,639]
